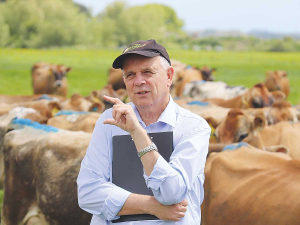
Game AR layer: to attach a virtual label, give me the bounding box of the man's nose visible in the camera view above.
[134,74,146,86]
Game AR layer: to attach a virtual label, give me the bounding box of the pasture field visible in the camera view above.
[0,49,300,104]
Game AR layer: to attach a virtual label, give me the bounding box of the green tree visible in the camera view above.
[0,7,10,47]
[91,1,128,47]
[1,0,89,48]
[97,2,184,47]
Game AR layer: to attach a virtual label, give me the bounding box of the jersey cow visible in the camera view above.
[107,67,125,90]
[61,93,105,113]
[215,108,300,159]
[47,112,101,133]
[265,70,290,97]
[2,119,92,225]
[203,83,275,108]
[183,81,248,100]
[32,62,71,97]
[202,146,300,225]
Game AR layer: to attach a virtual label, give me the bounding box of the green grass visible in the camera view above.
[0,49,300,104]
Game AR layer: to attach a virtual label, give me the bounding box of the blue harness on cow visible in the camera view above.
[187,100,209,106]
[55,110,89,116]
[10,118,59,132]
[223,142,249,151]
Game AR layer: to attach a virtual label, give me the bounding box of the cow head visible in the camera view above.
[51,65,71,88]
[266,100,299,125]
[242,83,275,108]
[198,66,216,81]
[214,108,267,145]
[87,84,128,109]
[265,70,290,96]
[175,68,203,96]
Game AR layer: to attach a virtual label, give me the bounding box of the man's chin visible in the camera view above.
[133,99,153,107]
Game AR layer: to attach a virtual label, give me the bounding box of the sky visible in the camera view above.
[73,0,300,33]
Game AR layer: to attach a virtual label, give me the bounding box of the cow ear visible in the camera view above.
[265,145,289,155]
[271,90,286,101]
[253,115,266,131]
[282,71,287,77]
[89,101,105,113]
[66,67,72,73]
[90,90,98,98]
[48,101,61,117]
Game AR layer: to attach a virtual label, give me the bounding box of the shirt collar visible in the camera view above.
[130,95,176,128]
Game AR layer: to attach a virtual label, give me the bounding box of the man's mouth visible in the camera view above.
[136,91,150,94]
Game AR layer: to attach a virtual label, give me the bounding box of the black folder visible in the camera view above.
[112,131,173,223]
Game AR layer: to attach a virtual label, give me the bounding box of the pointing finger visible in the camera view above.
[103,95,124,105]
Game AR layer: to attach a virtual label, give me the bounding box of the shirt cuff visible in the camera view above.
[101,187,131,221]
[143,155,172,191]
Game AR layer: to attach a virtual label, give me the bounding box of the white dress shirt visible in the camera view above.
[77,96,211,225]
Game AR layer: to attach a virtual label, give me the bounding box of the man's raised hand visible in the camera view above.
[103,95,141,134]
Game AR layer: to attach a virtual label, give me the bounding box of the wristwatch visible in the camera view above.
[138,142,158,158]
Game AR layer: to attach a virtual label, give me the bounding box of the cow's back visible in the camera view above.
[2,126,92,225]
[202,147,300,225]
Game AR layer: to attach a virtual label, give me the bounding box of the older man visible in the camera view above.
[77,39,211,224]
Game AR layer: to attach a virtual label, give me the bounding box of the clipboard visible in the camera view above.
[112,131,173,223]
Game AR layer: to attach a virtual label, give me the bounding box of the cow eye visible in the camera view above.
[238,133,248,142]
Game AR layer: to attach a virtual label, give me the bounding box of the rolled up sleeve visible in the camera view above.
[144,122,211,205]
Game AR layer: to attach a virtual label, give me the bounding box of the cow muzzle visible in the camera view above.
[54,80,62,88]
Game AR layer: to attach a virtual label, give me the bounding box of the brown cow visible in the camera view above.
[0,108,48,188]
[61,93,105,113]
[265,70,290,97]
[215,108,300,159]
[266,100,299,124]
[2,121,92,225]
[195,65,216,81]
[174,67,203,96]
[203,83,275,108]
[202,146,300,225]
[0,94,65,104]
[85,84,128,110]
[0,99,61,119]
[47,112,101,133]
[107,67,125,90]
[32,62,71,97]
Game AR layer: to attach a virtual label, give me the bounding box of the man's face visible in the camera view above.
[122,55,173,109]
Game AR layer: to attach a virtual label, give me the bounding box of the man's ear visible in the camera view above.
[167,66,174,88]
[122,72,125,83]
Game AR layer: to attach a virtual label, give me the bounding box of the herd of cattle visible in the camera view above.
[0,60,299,224]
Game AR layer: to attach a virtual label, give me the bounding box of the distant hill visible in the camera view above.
[188,29,300,40]
[248,30,300,40]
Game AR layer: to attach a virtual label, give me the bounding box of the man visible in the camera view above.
[77,39,211,224]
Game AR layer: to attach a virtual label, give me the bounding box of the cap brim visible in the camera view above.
[112,51,160,69]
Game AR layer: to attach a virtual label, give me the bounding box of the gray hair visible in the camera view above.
[159,56,171,70]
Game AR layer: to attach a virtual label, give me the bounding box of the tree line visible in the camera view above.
[0,0,299,51]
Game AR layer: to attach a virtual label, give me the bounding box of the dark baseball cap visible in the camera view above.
[112,39,171,69]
